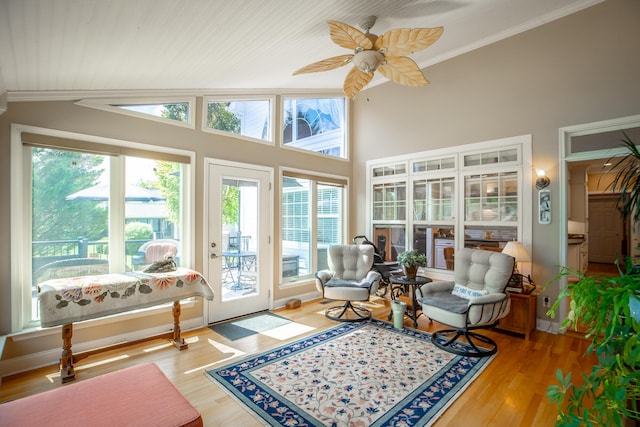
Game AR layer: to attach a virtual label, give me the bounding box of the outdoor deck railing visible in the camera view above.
[32,238,157,273]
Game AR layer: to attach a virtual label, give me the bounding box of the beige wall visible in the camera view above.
[351,0,640,324]
[0,97,352,364]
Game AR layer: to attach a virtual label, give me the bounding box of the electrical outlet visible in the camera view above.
[543,296,550,308]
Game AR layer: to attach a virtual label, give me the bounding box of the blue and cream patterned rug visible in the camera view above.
[205,319,494,426]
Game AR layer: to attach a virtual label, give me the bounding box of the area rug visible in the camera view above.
[209,312,292,341]
[205,319,494,426]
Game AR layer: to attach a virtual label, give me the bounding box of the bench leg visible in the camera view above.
[172,300,188,350]
[60,323,76,383]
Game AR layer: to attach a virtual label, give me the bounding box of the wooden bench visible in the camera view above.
[37,267,213,383]
[0,362,203,427]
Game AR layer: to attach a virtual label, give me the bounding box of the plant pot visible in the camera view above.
[403,266,417,279]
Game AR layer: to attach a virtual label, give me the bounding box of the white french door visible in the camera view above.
[205,159,272,323]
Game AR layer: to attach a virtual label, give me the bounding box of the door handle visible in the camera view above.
[210,253,219,259]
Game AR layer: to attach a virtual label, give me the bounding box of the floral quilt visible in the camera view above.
[38,267,213,327]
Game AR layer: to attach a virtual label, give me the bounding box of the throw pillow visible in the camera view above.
[451,283,488,300]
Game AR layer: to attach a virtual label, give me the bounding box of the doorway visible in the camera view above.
[205,159,272,323]
[558,115,640,327]
[589,195,626,264]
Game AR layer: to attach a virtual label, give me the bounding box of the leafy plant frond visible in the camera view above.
[544,260,640,426]
[605,131,640,224]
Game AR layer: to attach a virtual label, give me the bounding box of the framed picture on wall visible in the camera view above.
[539,189,551,224]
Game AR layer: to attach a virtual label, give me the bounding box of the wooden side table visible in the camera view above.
[496,292,537,340]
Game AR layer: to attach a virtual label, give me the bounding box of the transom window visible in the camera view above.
[75,97,196,128]
[203,96,275,144]
[282,96,347,159]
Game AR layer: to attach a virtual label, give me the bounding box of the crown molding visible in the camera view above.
[6,88,346,102]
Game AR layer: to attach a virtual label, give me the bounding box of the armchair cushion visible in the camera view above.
[420,294,469,314]
[325,278,372,288]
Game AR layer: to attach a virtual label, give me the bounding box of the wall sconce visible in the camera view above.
[535,169,550,190]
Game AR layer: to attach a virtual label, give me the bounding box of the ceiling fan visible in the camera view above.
[293,16,444,99]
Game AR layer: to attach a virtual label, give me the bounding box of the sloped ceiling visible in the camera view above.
[0,0,603,98]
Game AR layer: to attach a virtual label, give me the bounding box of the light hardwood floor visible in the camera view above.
[1,297,595,426]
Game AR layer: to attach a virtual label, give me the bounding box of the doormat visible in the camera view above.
[205,319,494,426]
[209,312,292,341]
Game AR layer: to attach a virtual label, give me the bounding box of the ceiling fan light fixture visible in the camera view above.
[352,50,384,73]
[292,18,443,98]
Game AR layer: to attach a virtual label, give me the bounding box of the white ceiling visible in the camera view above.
[0,0,603,98]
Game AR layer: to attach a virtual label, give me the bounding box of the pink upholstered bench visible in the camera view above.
[0,362,203,427]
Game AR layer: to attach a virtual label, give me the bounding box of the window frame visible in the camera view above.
[280,94,350,161]
[10,123,196,332]
[366,134,533,279]
[279,167,349,287]
[75,97,196,129]
[201,95,276,145]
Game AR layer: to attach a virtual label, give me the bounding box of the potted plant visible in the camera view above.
[546,132,640,426]
[546,262,640,426]
[397,249,427,279]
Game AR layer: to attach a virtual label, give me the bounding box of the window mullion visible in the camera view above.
[109,156,126,273]
[311,180,318,271]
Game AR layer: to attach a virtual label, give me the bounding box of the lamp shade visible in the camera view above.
[502,241,530,263]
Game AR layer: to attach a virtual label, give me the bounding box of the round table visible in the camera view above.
[387,275,432,327]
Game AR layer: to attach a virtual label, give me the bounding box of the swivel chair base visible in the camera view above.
[431,328,498,357]
[325,300,371,322]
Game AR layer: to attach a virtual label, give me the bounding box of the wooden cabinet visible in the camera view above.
[496,292,537,340]
[567,241,588,282]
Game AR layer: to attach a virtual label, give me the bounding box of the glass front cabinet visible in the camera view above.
[368,142,525,272]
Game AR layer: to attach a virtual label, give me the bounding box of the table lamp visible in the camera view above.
[502,241,530,273]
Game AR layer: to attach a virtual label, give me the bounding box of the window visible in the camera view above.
[281,171,346,283]
[203,96,274,143]
[368,136,532,273]
[75,97,196,128]
[282,96,347,158]
[12,128,192,329]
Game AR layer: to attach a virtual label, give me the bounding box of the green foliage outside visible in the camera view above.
[161,103,188,123]
[222,184,239,226]
[125,222,153,255]
[152,161,181,225]
[207,102,241,134]
[162,102,240,227]
[32,148,106,243]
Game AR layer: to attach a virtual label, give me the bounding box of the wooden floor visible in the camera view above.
[0,297,596,426]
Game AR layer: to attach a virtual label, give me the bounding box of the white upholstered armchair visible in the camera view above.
[418,248,514,356]
[315,244,382,322]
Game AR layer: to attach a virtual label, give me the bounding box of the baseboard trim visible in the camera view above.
[536,318,559,334]
[0,317,204,379]
[273,291,321,310]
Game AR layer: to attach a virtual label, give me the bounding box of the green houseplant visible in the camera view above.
[546,262,640,426]
[546,132,640,426]
[397,249,427,278]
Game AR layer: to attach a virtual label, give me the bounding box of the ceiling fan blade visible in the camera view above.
[343,66,373,99]
[292,54,353,75]
[378,56,429,87]
[374,26,443,57]
[328,20,373,50]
